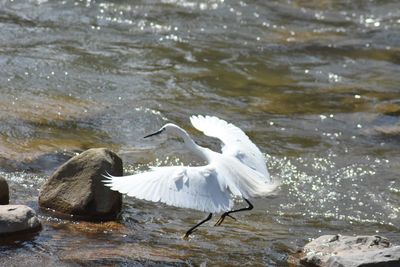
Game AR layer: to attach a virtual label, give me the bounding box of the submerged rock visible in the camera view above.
[0,151,79,174]
[59,243,185,266]
[0,176,9,205]
[374,125,400,136]
[300,234,400,267]
[376,102,400,116]
[39,148,123,220]
[0,205,41,235]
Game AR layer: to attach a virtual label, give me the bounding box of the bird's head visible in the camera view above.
[144,123,184,139]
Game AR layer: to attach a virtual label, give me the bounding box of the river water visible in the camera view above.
[0,0,399,266]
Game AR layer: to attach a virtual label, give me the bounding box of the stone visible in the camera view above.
[300,234,400,267]
[0,176,9,205]
[0,205,41,235]
[39,148,123,220]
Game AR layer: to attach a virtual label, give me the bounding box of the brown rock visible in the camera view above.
[39,148,123,220]
[0,176,9,205]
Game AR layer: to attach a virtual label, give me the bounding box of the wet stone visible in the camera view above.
[0,205,41,235]
[300,234,400,267]
[0,176,9,205]
[39,148,123,220]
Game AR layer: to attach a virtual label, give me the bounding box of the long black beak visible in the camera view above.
[143,128,164,138]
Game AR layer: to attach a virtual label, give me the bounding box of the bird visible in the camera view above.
[103,115,278,239]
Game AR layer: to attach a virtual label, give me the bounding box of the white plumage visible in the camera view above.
[107,165,232,213]
[103,115,278,238]
[190,115,270,178]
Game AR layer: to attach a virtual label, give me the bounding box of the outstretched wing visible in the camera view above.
[103,165,233,213]
[190,115,269,178]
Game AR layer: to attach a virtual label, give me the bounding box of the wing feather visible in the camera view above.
[103,165,233,213]
[190,115,269,179]
[215,156,279,199]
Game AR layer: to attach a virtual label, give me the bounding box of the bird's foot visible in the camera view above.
[182,233,190,241]
[182,229,196,240]
[214,213,236,226]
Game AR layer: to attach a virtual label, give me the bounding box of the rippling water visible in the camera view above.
[1,0,400,266]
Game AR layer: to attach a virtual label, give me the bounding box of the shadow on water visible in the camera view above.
[0,232,40,248]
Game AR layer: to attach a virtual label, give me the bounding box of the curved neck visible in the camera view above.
[177,128,210,162]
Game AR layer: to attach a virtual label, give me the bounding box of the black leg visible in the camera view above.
[215,198,253,226]
[182,213,213,240]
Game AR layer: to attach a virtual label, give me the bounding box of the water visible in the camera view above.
[1,0,399,265]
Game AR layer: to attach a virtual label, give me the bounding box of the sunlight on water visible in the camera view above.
[267,153,398,228]
[121,150,399,232]
[1,0,400,265]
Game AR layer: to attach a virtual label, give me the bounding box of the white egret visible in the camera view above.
[103,115,278,239]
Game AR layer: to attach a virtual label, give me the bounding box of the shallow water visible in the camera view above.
[0,0,400,266]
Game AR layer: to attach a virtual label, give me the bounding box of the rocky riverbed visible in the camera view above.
[1,0,400,266]
[2,148,399,266]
